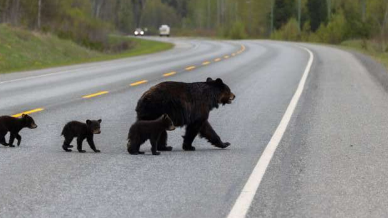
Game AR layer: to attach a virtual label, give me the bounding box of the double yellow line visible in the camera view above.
[82,91,109,99]
[11,43,246,118]
[163,72,176,77]
[12,108,44,118]
[185,66,196,71]
[130,80,148,87]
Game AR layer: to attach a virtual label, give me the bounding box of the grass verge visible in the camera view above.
[339,40,388,69]
[0,25,173,74]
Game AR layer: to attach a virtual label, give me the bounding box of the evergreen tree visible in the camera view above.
[274,0,295,29]
[307,0,328,31]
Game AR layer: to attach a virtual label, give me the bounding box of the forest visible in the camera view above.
[0,0,387,51]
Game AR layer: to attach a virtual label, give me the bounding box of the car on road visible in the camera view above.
[159,25,170,37]
[134,28,144,36]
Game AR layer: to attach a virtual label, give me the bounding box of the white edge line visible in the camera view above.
[0,70,72,84]
[226,46,314,218]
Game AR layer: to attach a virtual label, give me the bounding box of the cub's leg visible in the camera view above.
[157,131,172,151]
[77,137,86,153]
[0,131,8,146]
[62,135,74,152]
[15,133,22,146]
[8,133,16,147]
[150,135,161,155]
[127,139,145,155]
[87,135,100,153]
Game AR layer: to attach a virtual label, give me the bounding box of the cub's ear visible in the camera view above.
[216,78,223,84]
[206,77,213,82]
[98,119,102,123]
[86,120,92,125]
[162,114,169,119]
[21,114,27,118]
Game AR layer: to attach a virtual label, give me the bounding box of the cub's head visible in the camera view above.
[206,77,236,105]
[86,119,102,134]
[22,114,37,129]
[160,114,175,131]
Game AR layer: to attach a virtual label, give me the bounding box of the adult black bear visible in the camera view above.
[0,114,38,147]
[127,114,175,155]
[136,77,235,151]
[61,119,102,153]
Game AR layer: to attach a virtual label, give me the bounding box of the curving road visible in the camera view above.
[0,37,388,218]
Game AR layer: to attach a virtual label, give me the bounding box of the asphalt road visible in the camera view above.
[0,37,387,218]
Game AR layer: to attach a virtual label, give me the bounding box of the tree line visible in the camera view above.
[0,0,387,50]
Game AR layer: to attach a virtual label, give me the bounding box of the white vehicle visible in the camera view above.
[159,25,170,37]
[134,28,144,36]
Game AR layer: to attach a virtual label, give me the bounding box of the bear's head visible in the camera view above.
[160,114,175,131]
[22,114,37,129]
[86,119,102,134]
[206,77,236,105]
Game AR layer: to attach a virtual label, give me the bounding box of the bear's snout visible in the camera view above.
[30,124,37,129]
[94,130,101,134]
[227,93,236,104]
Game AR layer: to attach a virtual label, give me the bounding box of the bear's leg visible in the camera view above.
[127,140,144,155]
[62,136,73,152]
[0,131,8,146]
[15,133,22,146]
[86,135,100,153]
[77,137,86,153]
[199,121,230,148]
[8,133,16,147]
[182,121,203,151]
[157,131,173,151]
[150,135,161,155]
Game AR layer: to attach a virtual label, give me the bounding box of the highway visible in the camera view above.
[0,37,387,218]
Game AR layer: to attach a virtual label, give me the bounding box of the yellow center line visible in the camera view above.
[163,72,177,77]
[12,108,44,118]
[202,61,211,66]
[130,80,148,86]
[236,45,246,54]
[214,58,222,62]
[82,91,109,99]
[185,66,196,71]
[224,55,230,59]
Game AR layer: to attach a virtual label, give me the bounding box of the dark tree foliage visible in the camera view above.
[161,0,188,17]
[274,0,295,30]
[0,0,384,45]
[131,0,145,28]
[307,0,327,31]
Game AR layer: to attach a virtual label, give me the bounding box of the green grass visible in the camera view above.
[0,25,173,74]
[339,40,388,69]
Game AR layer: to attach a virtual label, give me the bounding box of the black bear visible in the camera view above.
[61,119,102,153]
[0,114,38,147]
[127,114,175,155]
[135,77,235,151]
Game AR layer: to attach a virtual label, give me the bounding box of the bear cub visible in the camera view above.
[61,119,102,153]
[0,114,38,147]
[127,114,175,155]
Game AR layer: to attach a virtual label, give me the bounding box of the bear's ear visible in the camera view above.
[216,78,223,84]
[206,77,213,82]
[21,114,27,118]
[86,120,92,125]
[98,119,102,123]
[162,114,169,119]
